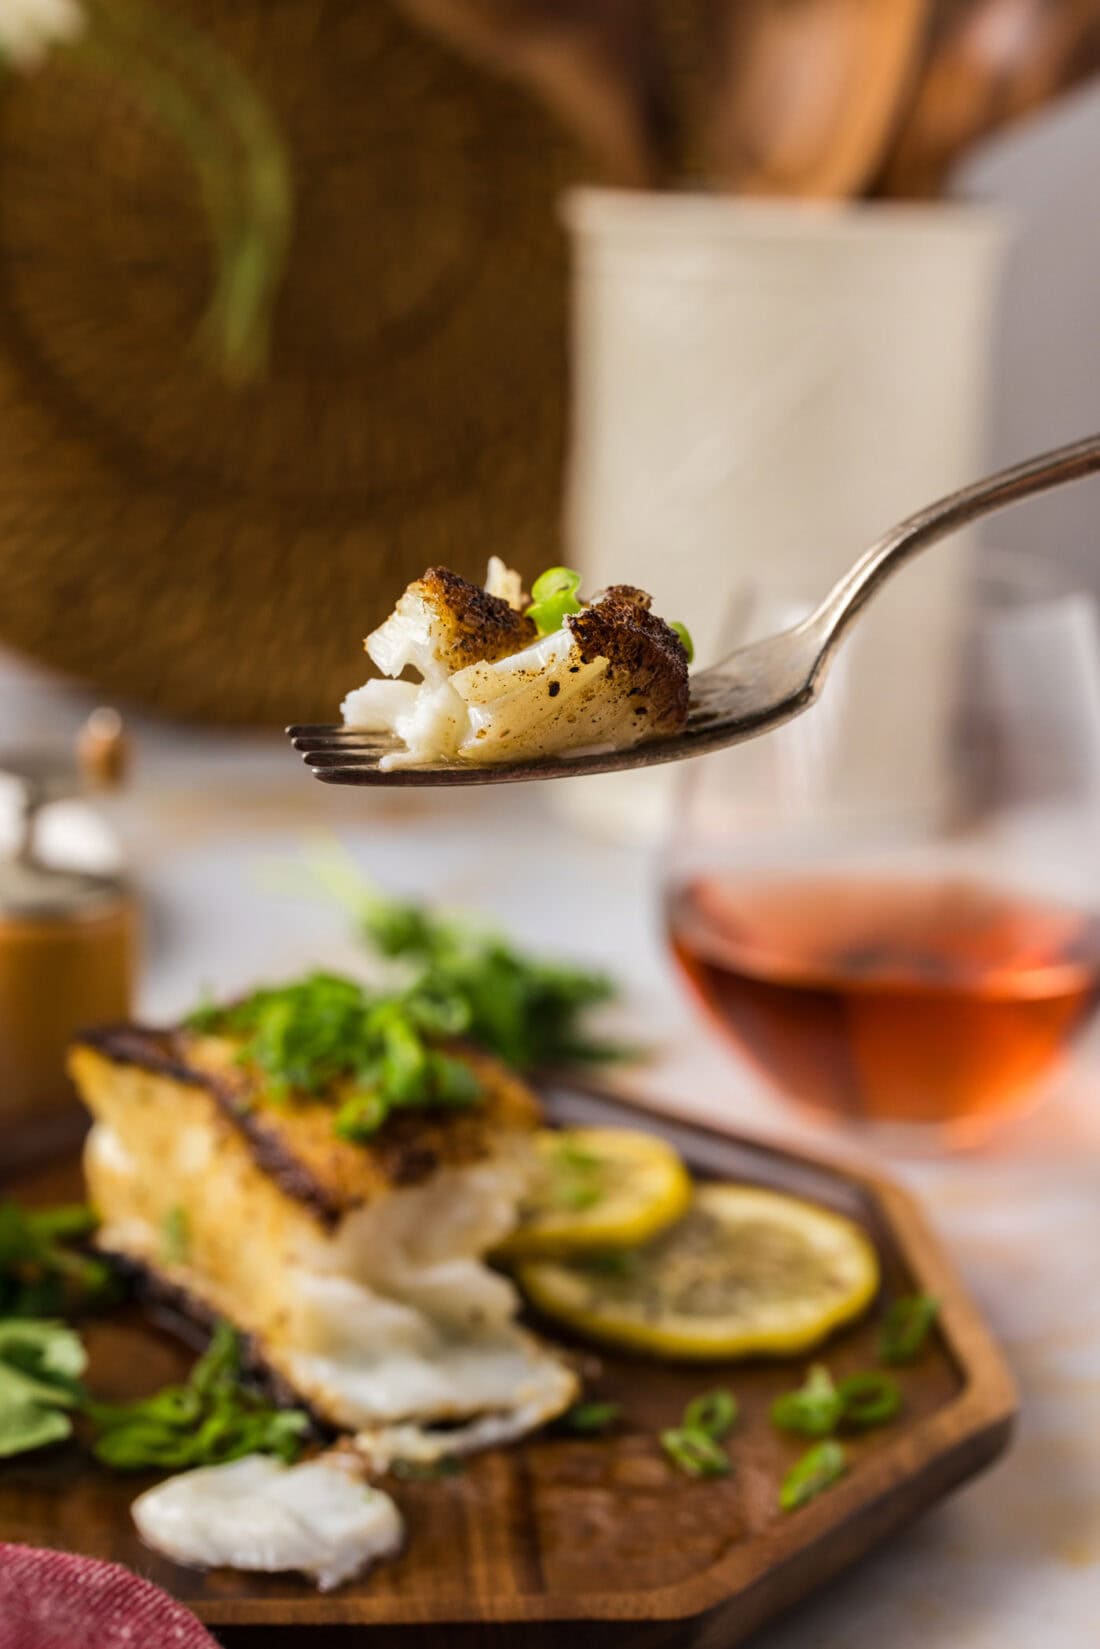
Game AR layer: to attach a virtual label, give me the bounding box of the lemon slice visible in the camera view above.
[497,1128,692,1259]
[516,1184,880,1360]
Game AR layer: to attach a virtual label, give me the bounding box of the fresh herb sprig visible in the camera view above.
[255,842,626,1082]
[0,1321,87,1460]
[352,888,621,1076]
[85,1322,310,1471]
[0,1201,120,1318]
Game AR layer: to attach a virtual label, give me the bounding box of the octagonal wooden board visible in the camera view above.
[0,1081,1016,1648]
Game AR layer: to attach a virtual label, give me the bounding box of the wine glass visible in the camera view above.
[663,554,1100,1150]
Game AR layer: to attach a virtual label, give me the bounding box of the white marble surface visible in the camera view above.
[3,647,1100,1644]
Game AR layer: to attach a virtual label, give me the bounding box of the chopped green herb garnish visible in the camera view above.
[878,1294,940,1365]
[770,1365,843,1438]
[0,1201,120,1318]
[162,1206,190,1266]
[85,1322,310,1472]
[660,1426,731,1479]
[779,1439,847,1511]
[390,1455,465,1481]
[526,566,584,636]
[0,1321,87,1459]
[555,1401,622,1436]
[188,972,483,1140]
[209,851,627,1139]
[682,1389,738,1442]
[836,1371,902,1429]
[669,622,694,663]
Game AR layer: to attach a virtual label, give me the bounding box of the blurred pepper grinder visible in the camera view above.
[0,710,136,1161]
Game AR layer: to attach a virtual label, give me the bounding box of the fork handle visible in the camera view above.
[810,431,1100,660]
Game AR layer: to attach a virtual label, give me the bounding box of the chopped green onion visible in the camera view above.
[333,1089,389,1141]
[553,1139,603,1174]
[660,1426,731,1479]
[556,1182,602,1212]
[162,1206,190,1266]
[526,567,584,635]
[683,1389,738,1442]
[779,1440,847,1511]
[530,566,582,603]
[669,621,694,663]
[547,1136,606,1211]
[86,1322,310,1472]
[878,1294,940,1365]
[580,1249,639,1279]
[837,1371,902,1429]
[770,1365,843,1438]
[556,1401,622,1436]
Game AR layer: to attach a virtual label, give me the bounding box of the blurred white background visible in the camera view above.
[960,83,1100,567]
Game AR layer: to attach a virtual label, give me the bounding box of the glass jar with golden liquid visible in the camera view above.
[0,792,135,1164]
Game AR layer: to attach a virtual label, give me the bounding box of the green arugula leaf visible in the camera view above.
[0,1320,87,1459]
[0,1401,74,1460]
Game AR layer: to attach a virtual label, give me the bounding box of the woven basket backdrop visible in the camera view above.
[0,1,583,724]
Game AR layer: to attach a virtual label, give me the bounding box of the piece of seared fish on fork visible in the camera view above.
[70,1026,578,1469]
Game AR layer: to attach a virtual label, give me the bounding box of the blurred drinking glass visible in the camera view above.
[663,557,1100,1150]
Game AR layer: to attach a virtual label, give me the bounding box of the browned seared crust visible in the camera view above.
[73,1024,540,1227]
[567,596,691,734]
[416,567,536,668]
[597,585,653,611]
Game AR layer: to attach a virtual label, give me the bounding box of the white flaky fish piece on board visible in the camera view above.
[132,1452,403,1592]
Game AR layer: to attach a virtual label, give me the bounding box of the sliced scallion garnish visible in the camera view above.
[526,567,584,636]
[779,1439,847,1511]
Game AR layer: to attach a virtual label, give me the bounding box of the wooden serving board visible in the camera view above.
[0,1084,1016,1647]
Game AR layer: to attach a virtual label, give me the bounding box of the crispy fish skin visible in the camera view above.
[566,594,690,736]
[72,1027,539,1226]
[366,567,536,684]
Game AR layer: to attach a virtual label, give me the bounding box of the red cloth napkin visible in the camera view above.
[0,1543,217,1648]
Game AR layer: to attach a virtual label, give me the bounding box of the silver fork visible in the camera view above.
[289,432,1100,787]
